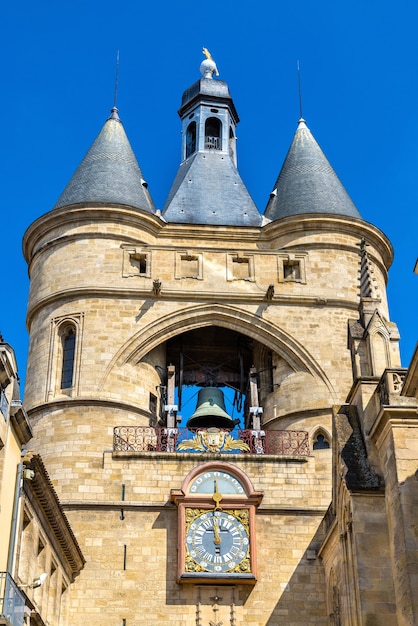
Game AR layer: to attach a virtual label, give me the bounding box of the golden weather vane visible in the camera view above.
[201,47,219,76]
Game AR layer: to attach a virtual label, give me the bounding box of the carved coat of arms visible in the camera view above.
[177,428,250,453]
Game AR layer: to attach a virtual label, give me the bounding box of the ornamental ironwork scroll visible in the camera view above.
[113,426,309,457]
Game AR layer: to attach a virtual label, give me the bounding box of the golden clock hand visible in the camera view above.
[213,518,221,545]
[212,478,223,510]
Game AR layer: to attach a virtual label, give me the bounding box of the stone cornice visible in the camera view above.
[110,450,308,464]
[27,397,151,421]
[61,501,324,515]
[26,287,360,329]
[23,203,261,263]
[260,214,393,270]
[23,203,165,262]
[22,453,85,579]
[368,406,418,445]
[23,205,393,269]
[345,377,380,403]
[159,222,261,242]
[10,405,33,446]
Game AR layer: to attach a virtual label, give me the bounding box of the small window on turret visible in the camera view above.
[47,313,83,400]
[205,117,222,150]
[186,122,196,158]
[61,327,76,389]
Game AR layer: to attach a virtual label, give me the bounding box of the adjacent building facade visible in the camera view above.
[8,52,418,624]
[0,340,85,626]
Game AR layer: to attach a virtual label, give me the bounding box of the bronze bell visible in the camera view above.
[186,387,237,430]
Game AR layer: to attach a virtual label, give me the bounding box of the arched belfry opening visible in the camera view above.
[185,121,196,158]
[205,117,222,150]
[159,326,271,430]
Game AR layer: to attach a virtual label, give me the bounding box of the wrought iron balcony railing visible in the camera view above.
[0,573,25,626]
[113,427,309,457]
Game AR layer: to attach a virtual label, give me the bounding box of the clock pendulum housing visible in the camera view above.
[171,461,263,584]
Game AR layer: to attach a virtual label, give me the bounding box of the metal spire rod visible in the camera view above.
[297,60,303,120]
[114,50,120,108]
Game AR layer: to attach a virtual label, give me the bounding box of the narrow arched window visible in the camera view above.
[205,117,222,150]
[186,121,196,158]
[313,432,330,450]
[61,328,76,389]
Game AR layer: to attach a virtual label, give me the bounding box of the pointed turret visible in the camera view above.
[53,107,155,213]
[264,119,362,221]
[163,50,261,227]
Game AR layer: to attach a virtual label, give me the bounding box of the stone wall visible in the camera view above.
[61,449,332,625]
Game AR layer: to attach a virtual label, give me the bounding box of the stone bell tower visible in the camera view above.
[22,51,400,625]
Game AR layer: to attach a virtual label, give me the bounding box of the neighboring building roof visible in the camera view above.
[162,151,262,226]
[264,119,362,221]
[53,108,155,213]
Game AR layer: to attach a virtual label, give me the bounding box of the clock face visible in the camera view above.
[185,509,250,574]
[189,470,245,495]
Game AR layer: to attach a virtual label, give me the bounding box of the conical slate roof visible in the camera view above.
[162,151,262,226]
[53,108,155,213]
[264,119,362,221]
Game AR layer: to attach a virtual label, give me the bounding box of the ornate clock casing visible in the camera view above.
[185,508,250,574]
[171,461,263,584]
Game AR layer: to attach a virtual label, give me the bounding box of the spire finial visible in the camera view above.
[200,47,219,79]
[109,51,120,120]
[297,60,304,121]
[114,50,120,108]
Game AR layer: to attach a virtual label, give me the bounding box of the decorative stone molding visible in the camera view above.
[277,252,308,284]
[122,246,152,278]
[175,250,203,280]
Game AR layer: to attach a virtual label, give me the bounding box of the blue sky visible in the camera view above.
[2,1,417,389]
